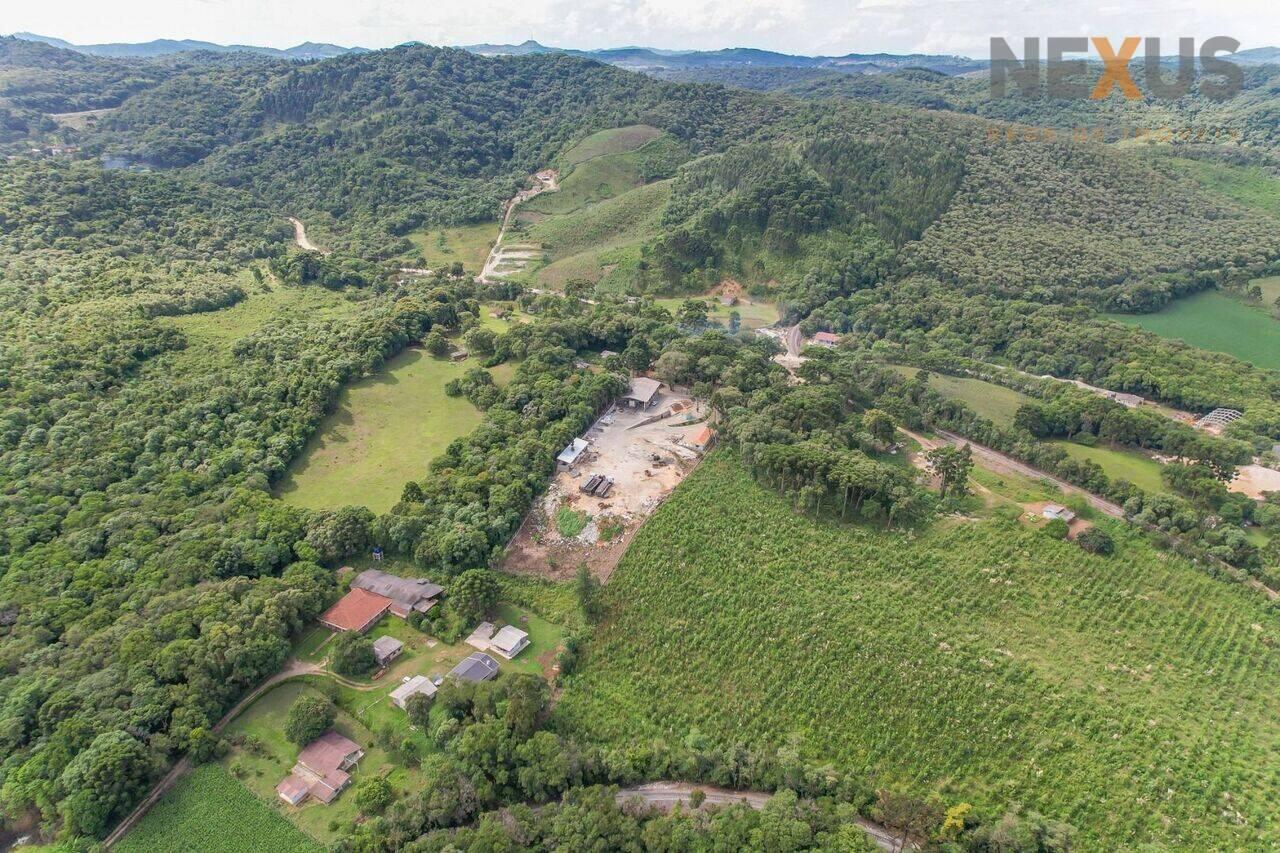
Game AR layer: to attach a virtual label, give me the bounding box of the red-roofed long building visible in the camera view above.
[318,587,391,633]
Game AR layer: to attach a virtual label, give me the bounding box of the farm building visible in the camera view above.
[449,348,469,362]
[689,426,717,452]
[621,377,662,409]
[811,331,841,347]
[318,587,392,633]
[1196,408,1243,431]
[556,438,589,468]
[276,731,363,806]
[389,675,437,709]
[465,621,496,650]
[372,636,403,666]
[351,570,443,618]
[489,626,530,659]
[1107,392,1143,408]
[1042,504,1077,523]
[449,652,500,683]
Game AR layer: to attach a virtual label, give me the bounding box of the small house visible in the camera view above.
[621,377,661,410]
[811,331,841,348]
[372,636,404,667]
[1042,504,1077,523]
[448,652,500,683]
[465,621,496,651]
[489,626,530,660]
[449,348,469,362]
[1108,392,1142,408]
[276,731,363,806]
[389,675,437,709]
[556,438,589,469]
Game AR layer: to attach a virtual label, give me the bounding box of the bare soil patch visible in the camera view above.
[500,392,711,581]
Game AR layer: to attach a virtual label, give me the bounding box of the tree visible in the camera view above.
[406,692,433,728]
[926,444,973,499]
[284,694,335,745]
[330,631,376,676]
[1075,525,1114,554]
[677,299,710,327]
[575,563,602,623]
[1042,518,1070,540]
[450,568,498,625]
[355,776,395,815]
[863,408,896,446]
[55,731,157,839]
[424,328,451,356]
[872,789,943,853]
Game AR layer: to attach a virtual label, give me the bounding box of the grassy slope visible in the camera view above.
[1051,440,1168,494]
[275,349,484,513]
[1108,290,1280,371]
[117,764,320,853]
[1168,158,1280,219]
[559,125,663,166]
[406,221,499,272]
[556,453,1280,848]
[654,296,780,329]
[890,365,1031,426]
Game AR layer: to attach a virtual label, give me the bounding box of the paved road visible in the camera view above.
[615,782,911,851]
[288,216,330,255]
[103,659,322,848]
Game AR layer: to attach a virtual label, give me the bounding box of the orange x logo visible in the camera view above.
[1091,37,1143,99]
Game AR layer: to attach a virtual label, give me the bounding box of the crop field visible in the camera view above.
[1050,440,1169,494]
[1108,290,1280,371]
[117,764,320,853]
[559,124,663,166]
[890,365,1032,426]
[407,221,499,272]
[275,348,484,512]
[555,453,1280,849]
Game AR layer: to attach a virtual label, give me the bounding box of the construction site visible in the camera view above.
[500,382,715,581]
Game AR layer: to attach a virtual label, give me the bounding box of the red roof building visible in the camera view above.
[318,588,392,633]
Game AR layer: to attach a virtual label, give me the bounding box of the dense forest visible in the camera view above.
[1,35,1279,849]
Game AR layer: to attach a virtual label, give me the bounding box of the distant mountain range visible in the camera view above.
[10,32,1279,73]
[460,40,989,75]
[11,32,365,59]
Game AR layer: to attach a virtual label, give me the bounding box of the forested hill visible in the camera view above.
[57,42,1279,302]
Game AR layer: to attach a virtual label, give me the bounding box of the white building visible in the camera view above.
[389,675,437,709]
[489,626,530,659]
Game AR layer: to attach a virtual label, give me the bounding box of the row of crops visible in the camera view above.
[553,452,1280,849]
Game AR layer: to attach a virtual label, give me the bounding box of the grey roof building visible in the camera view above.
[372,636,404,666]
[350,569,443,618]
[448,652,500,683]
[622,377,661,409]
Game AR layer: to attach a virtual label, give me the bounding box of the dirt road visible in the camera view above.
[288,216,330,255]
[103,659,322,848]
[615,782,910,850]
[477,171,557,283]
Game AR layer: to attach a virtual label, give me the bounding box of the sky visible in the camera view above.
[7,0,1278,57]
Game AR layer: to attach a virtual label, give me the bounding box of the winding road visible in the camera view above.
[288,216,330,255]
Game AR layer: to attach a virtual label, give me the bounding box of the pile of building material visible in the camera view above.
[580,474,614,497]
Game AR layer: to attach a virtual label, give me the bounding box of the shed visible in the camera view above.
[465,621,496,651]
[689,426,717,452]
[372,636,404,666]
[389,675,437,709]
[622,377,661,409]
[556,438,589,468]
[489,626,530,660]
[1042,504,1077,523]
[811,331,841,347]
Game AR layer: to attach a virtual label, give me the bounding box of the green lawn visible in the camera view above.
[1252,275,1280,306]
[406,221,499,272]
[555,452,1280,849]
[275,348,485,513]
[117,764,320,853]
[1051,440,1168,494]
[522,152,648,216]
[1108,289,1280,370]
[559,124,663,166]
[890,365,1032,426]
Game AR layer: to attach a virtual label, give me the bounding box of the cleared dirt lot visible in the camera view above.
[500,392,711,581]
[1230,464,1280,500]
